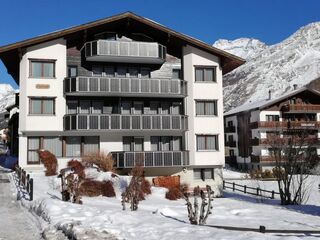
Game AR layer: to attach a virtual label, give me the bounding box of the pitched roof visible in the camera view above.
[224,86,320,116]
[0,12,245,83]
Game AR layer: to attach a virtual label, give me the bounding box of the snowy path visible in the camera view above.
[0,170,43,240]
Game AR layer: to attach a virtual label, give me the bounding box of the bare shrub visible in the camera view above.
[82,151,115,172]
[37,150,58,176]
[184,185,214,225]
[165,183,189,201]
[78,180,115,197]
[67,159,85,179]
[121,165,149,211]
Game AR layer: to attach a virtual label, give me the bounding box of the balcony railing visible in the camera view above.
[250,121,320,129]
[64,76,187,97]
[224,125,236,133]
[250,155,274,163]
[111,151,189,168]
[64,114,188,131]
[250,136,319,146]
[282,104,320,112]
[84,40,166,64]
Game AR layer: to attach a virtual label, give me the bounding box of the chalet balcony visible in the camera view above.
[250,155,274,163]
[250,121,320,130]
[224,125,236,133]
[225,141,237,148]
[250,136,319,146]
[111,151,189,168]
[64,76,187,98]
[64,114,188,131]
[84,40,166,64]
[282,104,320,113]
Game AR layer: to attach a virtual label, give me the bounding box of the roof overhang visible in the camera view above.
[0,11,245,84]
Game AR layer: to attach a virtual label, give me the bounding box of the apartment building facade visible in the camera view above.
[0,12,244,190]
[224,86,320,170]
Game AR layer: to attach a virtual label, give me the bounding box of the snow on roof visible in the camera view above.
[224,86,320,116]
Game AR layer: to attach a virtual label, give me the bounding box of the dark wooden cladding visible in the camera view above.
[237,113,251,158]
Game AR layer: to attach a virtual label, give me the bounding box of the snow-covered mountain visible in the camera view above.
[213,22,320,111]
[0,84,16,113]
[213,38,267,60]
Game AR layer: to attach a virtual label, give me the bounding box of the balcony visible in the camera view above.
[111,151,189,168]
[84,40,166,64]
[64,76,187,97]
[282,104,320,113]
[224,125,236,133]
[250,155,274,163]
[250,136,319,146]
[225,141,237,148]
[250,121,320,129]
[64,114,188,131]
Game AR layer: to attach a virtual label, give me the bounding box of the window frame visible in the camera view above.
[193,168,215,181]
[194,66,216,83]
[29,97,56,115]
[29,59,56,78]
[195,100,218,116]
[196,134,219,151]
[67,65,78,77]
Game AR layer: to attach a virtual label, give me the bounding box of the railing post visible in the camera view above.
[29,178,33,201]
[271,190,275,199]
[232,182,235,191]
[223,180,225,189]
[257,187,260,196]
[244,185,247,194]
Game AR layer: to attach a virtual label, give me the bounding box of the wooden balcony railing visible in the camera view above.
[111,151,189,168]
[250,155,274,163]
[250,121,320,129]
[250,136,319,146]
[282,104,320,112]
[64,114,188,131]
[64,76,187,97]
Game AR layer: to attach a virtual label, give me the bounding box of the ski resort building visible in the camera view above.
[224,85,320,170]
[0,12,244,188]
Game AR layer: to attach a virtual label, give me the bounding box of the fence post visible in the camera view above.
[232,182,235,191]
[271,190,275,199]
[244,185,247,194]
[223,180,225,189]
[29,178,33,201]
[257,187,260,196]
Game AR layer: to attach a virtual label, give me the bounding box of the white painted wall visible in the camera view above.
[250,110,260,122]
[183,45,224,167]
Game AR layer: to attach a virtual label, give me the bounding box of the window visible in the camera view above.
[92,66,103,76]
[196,100,217,116]
[68,66,77,77]
[121,101,132,114]
[83,136,99,155]
[105,66,115,77]
[140,68,150,78]
[196,135,219,151]
[195,67,216,82]
[194,168,214,181]
[266,115,280,121]
[27,137,40,164]
[129,67,139,78]
[79,100,91,114]
[66,136,81,157]
[150,136,182,151]
[229,149,235,156]
[123,137,144,151]
[29,98,55,115]
[43,137,62,157]
[67,101,78,114]
[172,69,181,79]
[117,66,127,77]
[133,102,143,115]
[172,102,182,115]
[227,121,234,127]
[92,101,104,114]
[30,60,55,78]
[149,101,159,114]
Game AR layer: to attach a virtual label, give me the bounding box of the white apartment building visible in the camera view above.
[0,12,244,191]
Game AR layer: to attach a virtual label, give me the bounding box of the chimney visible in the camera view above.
[268,90,272,100]
[293,84,298,90]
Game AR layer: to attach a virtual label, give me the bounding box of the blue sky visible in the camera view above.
[1,0,319,88]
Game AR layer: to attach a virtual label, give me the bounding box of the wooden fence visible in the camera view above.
[15,166,33,201]
[223,180,280,199]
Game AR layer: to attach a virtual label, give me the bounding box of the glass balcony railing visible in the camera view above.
[64,114,188,131]
[84,40,166,64]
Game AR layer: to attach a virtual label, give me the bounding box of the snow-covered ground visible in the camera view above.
[17,169,320,240]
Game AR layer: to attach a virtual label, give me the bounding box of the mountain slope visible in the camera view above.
[0,84,16,113]
[213,22,320,111]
